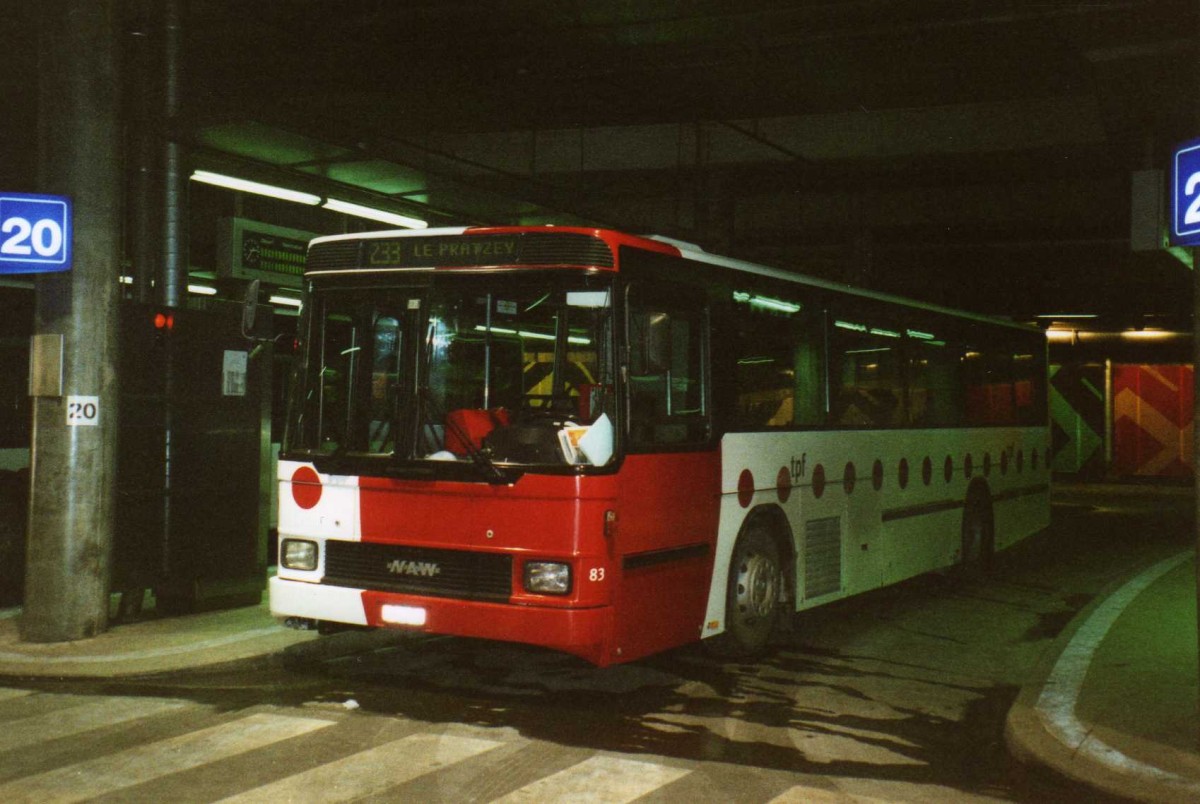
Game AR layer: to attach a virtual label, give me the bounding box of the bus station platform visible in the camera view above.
[0,547,1196,802]
[0,595,318,678]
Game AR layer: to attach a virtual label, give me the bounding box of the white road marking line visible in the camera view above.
[492,754,690,804]
[1035,550,1200,794]
[0,696,190,752]
[220,732,504,802]
[768,785,892,803]
[0,712,333,803]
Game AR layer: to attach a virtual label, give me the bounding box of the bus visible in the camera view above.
[270,226,1049,666]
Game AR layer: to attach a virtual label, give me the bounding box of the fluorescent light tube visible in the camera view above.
[191,171,321,205]
[474,325,590,345]
[322,198,427,229]
[732,291,801,314]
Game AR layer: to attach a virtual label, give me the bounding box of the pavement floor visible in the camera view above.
[1005,548,1200,803]
[1,515,1198,802]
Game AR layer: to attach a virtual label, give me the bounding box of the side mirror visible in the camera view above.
[241,279,261,338]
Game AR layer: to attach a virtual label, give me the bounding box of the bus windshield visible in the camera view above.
[286,274,617,475]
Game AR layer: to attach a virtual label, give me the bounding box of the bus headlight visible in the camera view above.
[524,561,571,595]
[281,539,318,571]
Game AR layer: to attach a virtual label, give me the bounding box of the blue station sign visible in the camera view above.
[1171,137,1200,247]
[0,192,72,274]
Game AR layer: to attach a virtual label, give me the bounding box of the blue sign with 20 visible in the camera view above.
[0,192,72,274]
[1171,138,1200,247]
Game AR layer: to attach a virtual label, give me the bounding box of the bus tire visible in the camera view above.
[707,524,782,658]
[960,484,995,575]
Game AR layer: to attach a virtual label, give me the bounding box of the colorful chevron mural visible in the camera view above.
[1112,364,1194,478]
[1049,363,1106,477]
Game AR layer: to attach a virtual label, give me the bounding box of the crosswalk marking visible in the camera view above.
[493,754,690,803]
[0,696,189,753]
[768,786,891,803]
[220,732,504,802]
[0,712,334,804]
[0,688,33,703]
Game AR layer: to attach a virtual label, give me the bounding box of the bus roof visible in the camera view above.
[307,225,1037,334]
[660,234,1038,334]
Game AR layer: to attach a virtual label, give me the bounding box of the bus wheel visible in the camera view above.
[709,526,782,658]
[960,487,995,575]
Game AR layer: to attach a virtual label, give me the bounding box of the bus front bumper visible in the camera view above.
[269,576,614,665]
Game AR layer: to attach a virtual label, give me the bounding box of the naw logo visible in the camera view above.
[387,559,441,577]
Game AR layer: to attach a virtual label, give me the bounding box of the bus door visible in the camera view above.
[612,282,719,661]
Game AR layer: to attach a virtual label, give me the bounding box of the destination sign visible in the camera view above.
[308,231,616,273]
[366,235,523,268]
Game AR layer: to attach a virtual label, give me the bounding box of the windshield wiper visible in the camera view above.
[418,387,510,484]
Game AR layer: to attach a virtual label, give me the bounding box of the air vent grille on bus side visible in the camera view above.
[804,516,842,600]
[322,541,513,603]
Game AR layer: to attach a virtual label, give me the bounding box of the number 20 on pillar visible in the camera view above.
[0,192,72,274]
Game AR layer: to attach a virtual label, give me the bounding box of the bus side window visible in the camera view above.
[960,335,1046,427]
[627,286,709,448]
[1012,343,1046,425]
[903,315,964,427]
[730,291,822,429]
[829,312,904,428]
[963,347,1015,425]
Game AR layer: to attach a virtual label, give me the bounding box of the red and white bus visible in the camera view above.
[271,226,1049,665]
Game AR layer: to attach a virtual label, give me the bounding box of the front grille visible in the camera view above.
[306,241,361,271]
[517,233,614,267]
[323,541,512,602]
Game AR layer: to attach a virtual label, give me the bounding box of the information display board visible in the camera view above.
[216,217,313,288]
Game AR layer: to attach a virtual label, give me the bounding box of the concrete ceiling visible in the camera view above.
[4,1,1199,325]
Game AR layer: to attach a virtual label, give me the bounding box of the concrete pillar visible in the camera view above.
[21,0,123,642]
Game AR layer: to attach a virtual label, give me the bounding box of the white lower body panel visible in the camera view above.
[269,577,368,625]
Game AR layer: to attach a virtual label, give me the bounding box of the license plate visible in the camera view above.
[380,604,427,626]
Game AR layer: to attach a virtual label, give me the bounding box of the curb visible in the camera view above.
[0,604,319,679]
[1005,550,1200,804]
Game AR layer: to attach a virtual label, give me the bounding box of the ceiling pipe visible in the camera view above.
[160,0,185,309]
